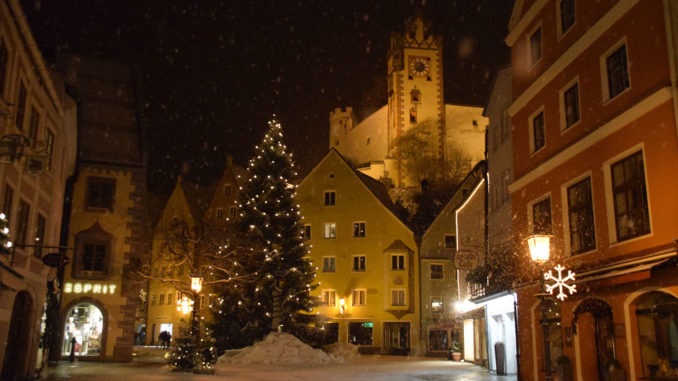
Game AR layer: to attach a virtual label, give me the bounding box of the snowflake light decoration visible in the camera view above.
[544,264,577,301]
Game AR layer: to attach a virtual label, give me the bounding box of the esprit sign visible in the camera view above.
[64,282,117,295]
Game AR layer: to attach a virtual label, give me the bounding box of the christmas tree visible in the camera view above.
[210,118,317,350]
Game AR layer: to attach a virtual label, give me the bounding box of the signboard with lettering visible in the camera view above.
[454,250,481,270]
[64,282,117,295]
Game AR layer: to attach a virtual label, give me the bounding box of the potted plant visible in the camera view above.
[449,340,462,361]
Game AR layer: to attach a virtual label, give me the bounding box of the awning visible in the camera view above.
[576,250,677,285]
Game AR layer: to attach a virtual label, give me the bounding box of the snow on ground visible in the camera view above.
[217,332,338,366]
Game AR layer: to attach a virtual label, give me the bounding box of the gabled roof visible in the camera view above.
[146,192,170,230]
[300,149,413,233]
[180,181,214,221]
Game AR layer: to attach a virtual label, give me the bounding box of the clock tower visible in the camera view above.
[387,15,445,186]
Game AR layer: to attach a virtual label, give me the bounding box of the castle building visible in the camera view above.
[297,149,420,355]
[56,54,147,362]
[507,0,678,380]
[329,15,487,188]
[0,1,77,378]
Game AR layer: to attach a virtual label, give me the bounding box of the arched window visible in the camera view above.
[635,291,678,379]
[63,302,104,357]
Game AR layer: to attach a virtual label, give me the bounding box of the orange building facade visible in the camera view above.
[507,0,678,380]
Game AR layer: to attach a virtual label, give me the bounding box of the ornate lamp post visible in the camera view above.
[190,273,203,346]
[526,234,554,381]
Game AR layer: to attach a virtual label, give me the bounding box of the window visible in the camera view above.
[532,110,545,152]
[81,244,107,272]
[29,106,39,148]
[224,183,231,196]
[431,297,443,313]
[530,27,542,65]
[444,235,456,249]
[563,82,580,128]
[410,108,417,124]
[216,208,224,220]
[567,177,596,254]
[611,151,650,241]
[352,289,366,306]
[229,206,236,218]
[321,290,336,306]
[167,292,173,305]
[151,294,157,306]
[429,330,448,351]
[542,300,563,372]
[46,130,54,170]
[322,223,336,239]
[0,39,7,94]
[15,200,29,246]
[322,256,335,272]
[411,88,421,104]
[348,322,373,345]
[391,289,406,306]
[636,292,678,379]
[16,82,27,130]
[391,254,405,270]
[73,222,113,278]
[532,197,552,234]
[352,255,366,272]
[86,177,116,210]
[34,214,46,258]
[324,191,335,205]
[159,293,165,305]
[353,222,365,238]
[3,184,13,223]
[559,0,575,34]
[430,264,443,279]
[301,224,311,240]
[606,44,630,100]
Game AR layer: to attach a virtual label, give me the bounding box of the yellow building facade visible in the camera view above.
[297,149,420,355]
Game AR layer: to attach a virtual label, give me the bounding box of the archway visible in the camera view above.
[62,302,104,357]
[634,291,678,379]
[1,291,34,381]
[574,298,615,380]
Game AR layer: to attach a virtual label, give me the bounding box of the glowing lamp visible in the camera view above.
[191,275,203,293]
[339,298,345,314]
[526,234,551,263]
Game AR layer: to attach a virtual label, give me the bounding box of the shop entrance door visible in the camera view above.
[1,291,33,381]
[383,322,409,355]
[63,303,104,357]
[574,298,615,381]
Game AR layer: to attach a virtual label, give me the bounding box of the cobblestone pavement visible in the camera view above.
[41,355,518,381]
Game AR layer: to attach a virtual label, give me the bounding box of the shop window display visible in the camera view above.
[636,291,678,379]
[63,303,104,356]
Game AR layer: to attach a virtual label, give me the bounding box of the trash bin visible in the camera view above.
[494,342,506,375]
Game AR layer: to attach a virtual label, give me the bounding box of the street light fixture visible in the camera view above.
[191,275,203,293]
[526,233,554,381]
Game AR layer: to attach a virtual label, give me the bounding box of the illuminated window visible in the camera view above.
[410,108,417,124]
[431,297,443,313]
[323,223,336,239]
[348,322,373,345]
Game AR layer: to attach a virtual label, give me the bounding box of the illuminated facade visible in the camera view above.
[57,54,146,361]
[329,15,486,187]
[297,149,420,355]
[508,0,678,380]
[0,1,77,378]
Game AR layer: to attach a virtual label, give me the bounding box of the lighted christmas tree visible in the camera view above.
[210,118,317,350]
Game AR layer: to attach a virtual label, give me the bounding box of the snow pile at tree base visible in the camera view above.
[324,342,360,363]
[219,332,334,365]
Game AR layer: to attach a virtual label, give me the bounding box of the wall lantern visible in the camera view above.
[339,298,345,314]
[526,234,551,263]
[191,275,203,293]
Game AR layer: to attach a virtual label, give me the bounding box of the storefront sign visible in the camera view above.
[454,250,480,270]
[64,282,117,295]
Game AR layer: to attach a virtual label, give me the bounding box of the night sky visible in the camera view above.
[21,0,513,194]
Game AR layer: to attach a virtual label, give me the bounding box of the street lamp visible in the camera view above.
[190,273,203,347]
[339,298,345,315]
[191,275,203,294]
[526,234,554,381]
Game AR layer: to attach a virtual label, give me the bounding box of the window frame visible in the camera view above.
[529,106,546,154]
[321,289,336,307]
[443,234,456,249]
[391,254,405,271]
[34,213,46,259]
[352,289,366,306]
[557,0,576,38]
[528,194,553,235]
[15,199,30,247]
[86,176,117,211]
[322,222,336,239]
[322,256,336,273]
[600,38,631,104]
[16,81,27,131]
[324,191,336,206]
[430,263,444,280]
[527,23,543,67]
[559,77,581,131]
[430,296,443,313]
[302,224,311,240]
[353,222,366,238]
[352,255,366,272]
[562,173,597,256]
[391,289,406,306]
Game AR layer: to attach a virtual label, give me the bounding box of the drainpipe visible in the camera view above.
[513,295,520,379]
[663,0,678,145]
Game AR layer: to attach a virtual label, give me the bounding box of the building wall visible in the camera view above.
[508,1,678,380]
[0,0,77,377]
[297,150,420,354]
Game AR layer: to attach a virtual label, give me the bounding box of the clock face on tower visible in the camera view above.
[409,56,430,77]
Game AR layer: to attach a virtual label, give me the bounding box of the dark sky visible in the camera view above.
[21,0,513,194]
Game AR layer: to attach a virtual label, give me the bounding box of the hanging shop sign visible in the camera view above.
[454,250,481,270]
[63,282,117,295]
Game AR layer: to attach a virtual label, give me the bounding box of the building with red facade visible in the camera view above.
[507,0,678,380]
